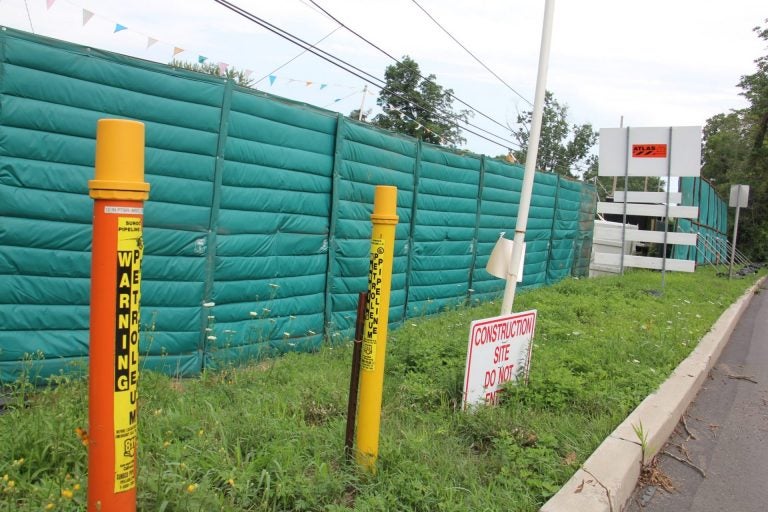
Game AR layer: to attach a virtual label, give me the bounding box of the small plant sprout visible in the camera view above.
[632,421,649,462]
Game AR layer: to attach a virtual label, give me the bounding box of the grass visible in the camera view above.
[0,269,764,511]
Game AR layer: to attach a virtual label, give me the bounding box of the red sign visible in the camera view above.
[463,310,537,409]
[632,144,667,158]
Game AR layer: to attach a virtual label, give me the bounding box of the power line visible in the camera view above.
[409,0,533,107]
[306,0,520,136]
[212,0,519,150]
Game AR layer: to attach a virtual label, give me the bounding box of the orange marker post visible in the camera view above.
[88,119,149,511]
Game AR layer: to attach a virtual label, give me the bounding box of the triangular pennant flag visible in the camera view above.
[198,56,208,64]
[218,62,229,75]
[288,78,297,84]
[306,81,313,87]
[320,84,327,90]
[46,0,56,10]
[114,24,128,33]
[173,47,184,57]
[147,37,158,48]
[82,9,94,25]
[244,69,253,78]
[268,75,276,86]
[333,98,341,103]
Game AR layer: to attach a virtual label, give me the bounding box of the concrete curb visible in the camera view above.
[540,275,766,512]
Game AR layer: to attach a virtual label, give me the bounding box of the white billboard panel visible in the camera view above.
[623,230,697,245]
[597,202,698,219]
[599,126,702,177]
[614,191,682,204]
[593,253,696,272]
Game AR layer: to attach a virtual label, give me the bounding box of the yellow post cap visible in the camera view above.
[371,185,398,224]
[89,119,149,200]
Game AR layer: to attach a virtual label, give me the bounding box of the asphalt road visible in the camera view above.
[628,281,768,511]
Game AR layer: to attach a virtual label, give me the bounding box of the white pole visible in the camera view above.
[500,0,555,315]
[728,193,741,279]
[358,85,368,121]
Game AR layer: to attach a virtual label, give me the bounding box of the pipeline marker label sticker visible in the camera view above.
[632,144,667,158]
[361,239,385,372]
[113,217,142,492]
[104,206,144,215]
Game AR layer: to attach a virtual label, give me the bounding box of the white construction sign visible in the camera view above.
[599,126,702,177]
[596,126,701,274]
[463,310,537,409]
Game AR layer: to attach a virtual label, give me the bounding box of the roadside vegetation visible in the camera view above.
[1,269,763,511]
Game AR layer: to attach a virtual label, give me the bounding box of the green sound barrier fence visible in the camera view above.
[0,28,596,382]
[673,177,728,265]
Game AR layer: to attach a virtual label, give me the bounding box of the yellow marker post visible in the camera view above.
[88,119,149,512]
[355,185,398,471]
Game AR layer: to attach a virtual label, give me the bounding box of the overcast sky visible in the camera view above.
[2,0,766,157]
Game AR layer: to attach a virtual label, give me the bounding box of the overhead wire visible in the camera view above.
[212,0,519,150]
[409,0,533,107]
[306,0,520,137]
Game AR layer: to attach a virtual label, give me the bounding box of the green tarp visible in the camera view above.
[0,28,597,381]
[673,177,728,264]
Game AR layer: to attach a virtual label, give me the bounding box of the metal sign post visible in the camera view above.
[660,127,673,293]
[728,184,749,279]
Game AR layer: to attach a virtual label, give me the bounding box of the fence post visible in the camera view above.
[467,155,485,304]
[199,78,233,372]
[87,119,149,512]
[402,139,421,319]
[545,175,561,285]
[323,114,345,337]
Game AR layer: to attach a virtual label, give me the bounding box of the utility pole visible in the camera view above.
[358,85,368,121]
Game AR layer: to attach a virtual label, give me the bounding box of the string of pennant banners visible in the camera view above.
[40,0,366,97]
[37,0,449,139]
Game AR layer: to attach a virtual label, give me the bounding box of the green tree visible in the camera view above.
[512,91,598,178]
[169,59,255,88]
[701,20,768,260]
[372,56,471,147]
